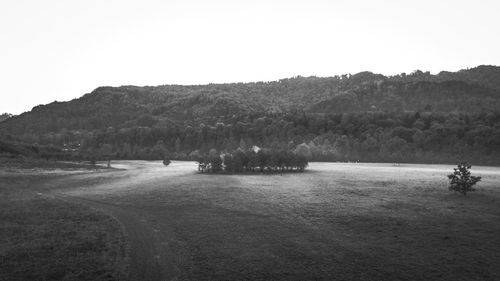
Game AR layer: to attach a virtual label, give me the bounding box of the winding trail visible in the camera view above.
[44,161,194,281]
[54,194,168,281]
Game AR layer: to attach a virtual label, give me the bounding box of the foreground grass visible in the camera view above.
[0,173,127,281]
[2,161,500,280]
[72,161,500,281]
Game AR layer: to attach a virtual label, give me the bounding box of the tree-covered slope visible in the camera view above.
[0,113,13,123]
[1,65,499,164]
[2,65,500,136]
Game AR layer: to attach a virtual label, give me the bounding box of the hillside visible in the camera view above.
[2,65,500,135]
[0,113,12,123]
[1,65,499,164]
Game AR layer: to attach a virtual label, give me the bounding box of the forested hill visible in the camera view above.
[1,65,500,164]
[0,113,12,123]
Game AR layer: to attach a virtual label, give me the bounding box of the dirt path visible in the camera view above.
[44,161,190,281]
[53,194,175,281]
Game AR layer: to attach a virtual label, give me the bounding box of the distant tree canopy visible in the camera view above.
[0,113,13,123]
[1,66,500,165]
[197,148,308,174]
[2,110,500,165]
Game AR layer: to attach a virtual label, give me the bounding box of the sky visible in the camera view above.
[1,0,499,114]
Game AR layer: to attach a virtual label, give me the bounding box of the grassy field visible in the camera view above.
[0,156,109,170]
[0,172,128,281]
[1,161,500,280]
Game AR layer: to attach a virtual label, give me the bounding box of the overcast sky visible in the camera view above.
[1,0,499,114]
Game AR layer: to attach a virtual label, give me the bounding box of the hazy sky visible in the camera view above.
[1,0,499,114]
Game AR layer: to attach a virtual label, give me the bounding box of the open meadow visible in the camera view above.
[1,161,500,281]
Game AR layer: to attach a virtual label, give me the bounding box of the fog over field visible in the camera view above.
[2,0,500,280]
[2,161,500,280]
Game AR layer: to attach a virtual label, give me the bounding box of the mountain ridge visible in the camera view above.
[1,65,499,165]
[3,65,500,136]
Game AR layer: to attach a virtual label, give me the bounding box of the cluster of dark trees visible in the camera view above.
[197,148,308,174]
[3,110,499,165]
[55,111,500,165]
[0,113,12,123]
[1,66,500,165]
[0,136,67,160]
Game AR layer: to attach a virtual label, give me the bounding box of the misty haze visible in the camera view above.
[1,1,500,281]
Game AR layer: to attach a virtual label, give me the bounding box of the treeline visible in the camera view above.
[0,136,70,160]
[0,113,12,123]
[197,148,308,174]
[45,110,500,165]
[3,110,497,165]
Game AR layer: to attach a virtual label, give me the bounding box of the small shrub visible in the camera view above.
[163,158,171,166]
[447,162,481,196]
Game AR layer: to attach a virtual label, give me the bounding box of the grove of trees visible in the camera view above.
[197,148,308,174]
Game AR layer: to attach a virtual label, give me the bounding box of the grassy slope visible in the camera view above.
[0,173,127,281]
[87,162,500,281]
[2,161,500,281]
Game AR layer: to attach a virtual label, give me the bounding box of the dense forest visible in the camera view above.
[0,113,12,123]
[1,65,499,165]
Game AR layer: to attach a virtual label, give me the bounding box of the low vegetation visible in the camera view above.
[0,174,127,281]
[43,161,500,281]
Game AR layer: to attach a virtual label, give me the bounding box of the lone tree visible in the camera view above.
[447,163,481,196]
[163,156,171,166]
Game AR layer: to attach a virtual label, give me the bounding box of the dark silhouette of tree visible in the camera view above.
[209,155,223,173]
[447,163,482,196]
[163,157,171,166]
[223,154,234,173]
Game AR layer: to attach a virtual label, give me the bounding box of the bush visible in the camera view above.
[447,163,481,196]
[209,155,223,172]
